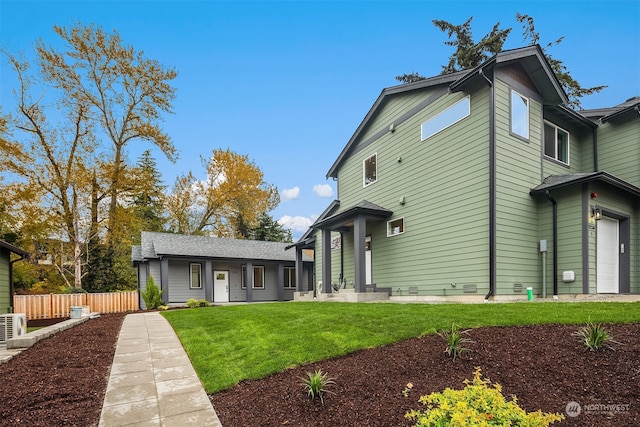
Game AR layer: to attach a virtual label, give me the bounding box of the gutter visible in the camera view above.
[545,191,559,298]
[478,68,497,301]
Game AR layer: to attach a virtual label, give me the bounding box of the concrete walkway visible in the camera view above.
[99,312,222,426]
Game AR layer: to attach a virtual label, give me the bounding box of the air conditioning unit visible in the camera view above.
[0,313,27,343]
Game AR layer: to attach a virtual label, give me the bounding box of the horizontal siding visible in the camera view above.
[167,260,206,302]
[494,78,542,293]
[333,85,491,295]
[0,249,9,314]
[598,119,640,186]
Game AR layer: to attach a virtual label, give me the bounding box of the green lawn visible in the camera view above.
[161,301,640,394]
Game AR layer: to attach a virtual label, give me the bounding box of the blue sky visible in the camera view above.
[1,0,639,240]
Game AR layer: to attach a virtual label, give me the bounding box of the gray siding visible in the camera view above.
[167,260,206,303]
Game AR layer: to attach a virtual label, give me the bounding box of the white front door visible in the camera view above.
[214,270,230,302]
[597,217,619,293]
[365,236,372,285]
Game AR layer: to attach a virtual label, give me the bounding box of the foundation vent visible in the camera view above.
[513,283,523,293]
[463,284,477,293]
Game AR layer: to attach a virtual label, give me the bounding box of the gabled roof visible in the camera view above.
[134,232,312,262]
[530,172,640,198]
[581,96,640,122]
[327,45,569,179]
[0,240,28,257]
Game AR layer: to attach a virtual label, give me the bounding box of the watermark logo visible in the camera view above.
[565,401,581,417]
[565,401,631,417]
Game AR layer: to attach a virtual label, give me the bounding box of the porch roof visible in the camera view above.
[312,200,393,230]
[530,172,640,198]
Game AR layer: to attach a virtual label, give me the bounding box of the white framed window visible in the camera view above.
[544,121,570,165]
[190,263,202,289]
[510,89,529,139]
[363,153,377,187]
[387,218,405,237]
[241,265,265,289]
[421,95,471,141]
[284,267,296,289]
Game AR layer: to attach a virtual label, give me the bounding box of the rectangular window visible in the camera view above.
[363,153,377,187]
[421,95,471,141]
[544,121,570,165]
[241,265,265,289]
[510,89,529,139]
[387,218,405,237]
[284,267,296,289]
[190,263,202,289]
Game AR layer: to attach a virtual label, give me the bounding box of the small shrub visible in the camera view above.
[439,323,473,361]
[141,277,164,309]
[575,321,618,351]
[186,298,209,308]
[301,369,335,404]
[406,368,565,426]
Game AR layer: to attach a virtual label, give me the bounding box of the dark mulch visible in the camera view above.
[0,314,638,427]
[211,323,640,427]
[0,313,125,427]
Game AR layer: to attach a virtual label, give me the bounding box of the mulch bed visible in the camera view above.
[211,323,640,426]
[0,314,638,426]
[0,313,125,427]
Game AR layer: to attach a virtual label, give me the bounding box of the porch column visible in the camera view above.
[277,263,284,301]
[321,228,332,294]
[353,216,366,293]
[295,247,304,292]
[204,260,213,302]
[160,257,169,303]
[245,261,253,303]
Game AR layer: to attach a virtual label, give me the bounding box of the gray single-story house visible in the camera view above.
[132,231,313,307]
[0,239,28,314]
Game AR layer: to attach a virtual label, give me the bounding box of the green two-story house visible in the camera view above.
[290,45,639,301]
[0,240,28,313]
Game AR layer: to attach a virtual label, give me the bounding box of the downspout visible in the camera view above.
[9,254,26,313]
[545,191,559,298]
[339,232,344,287]
[479,68,496,301]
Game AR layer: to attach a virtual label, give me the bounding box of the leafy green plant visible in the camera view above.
[406,368,564,426]
[575,321,619,351]
[141,277,164,309]
[439,323,473,361]
[186,298,209,308]
[301,369,335,404]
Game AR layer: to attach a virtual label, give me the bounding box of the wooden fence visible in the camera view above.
[13,291,139,320]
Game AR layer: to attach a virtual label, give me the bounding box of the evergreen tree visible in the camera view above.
[396,14,605,108]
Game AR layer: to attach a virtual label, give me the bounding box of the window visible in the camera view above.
[387,218,405,236]
[190,263,202,289]
[510,89,529,139]
[284,267,296,289]
[363,153,377,187]
[241,265,265,289]
[421,95,471,141]
[544,121,570,165]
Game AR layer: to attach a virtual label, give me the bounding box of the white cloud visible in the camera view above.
[278,215,313,233]
[281,186,300,201]
[312,184,333,198]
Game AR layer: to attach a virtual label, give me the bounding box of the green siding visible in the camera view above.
[494,78,544,295]
[334,85,491,295]
[0,248,10,313]
[597,119,640,186]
